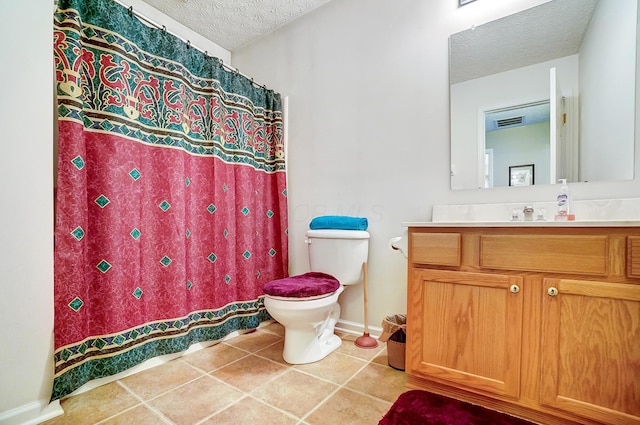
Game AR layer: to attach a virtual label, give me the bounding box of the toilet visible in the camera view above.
[263,229,370,364]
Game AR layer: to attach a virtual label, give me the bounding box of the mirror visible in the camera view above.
[450,0,637,190]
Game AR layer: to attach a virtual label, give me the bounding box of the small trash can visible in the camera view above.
[379,314,407,371]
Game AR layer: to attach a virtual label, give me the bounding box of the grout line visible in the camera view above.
[92,381,177,425]
[230,337,284,357]
[290,353,365,386]
[202,340,288,376]
[251,393,308,422]
[118,369,207,405]
[91,402,147,425]
[234,393,302,423]
[205,354,293,393]
[105,326,287,425]
[191,394,251,425]
[58,325,395,425]
[289,340,387,388]
[298,383,342,423]
[298,345,383,423]
[202,329,390,423]
[178,348,252,375]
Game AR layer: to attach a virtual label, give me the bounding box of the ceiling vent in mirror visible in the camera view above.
[495,116,524,128]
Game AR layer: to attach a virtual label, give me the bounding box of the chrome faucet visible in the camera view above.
[523,205,534,221]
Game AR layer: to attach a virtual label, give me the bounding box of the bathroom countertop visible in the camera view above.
[403,220,640,228]
[428,199,640,225]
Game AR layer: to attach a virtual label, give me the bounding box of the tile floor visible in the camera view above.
[42,322,408,425]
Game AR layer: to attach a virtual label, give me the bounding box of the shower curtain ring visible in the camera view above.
[128,6,133,17]
[161,25,166,32]
[187,40,191,49]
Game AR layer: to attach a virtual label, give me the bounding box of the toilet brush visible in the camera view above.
[355,261,379,349]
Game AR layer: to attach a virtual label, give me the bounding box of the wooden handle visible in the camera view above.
[362,262,369,333]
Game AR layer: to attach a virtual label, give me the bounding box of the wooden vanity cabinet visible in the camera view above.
[406,226,640,425]
[410,269,524,398]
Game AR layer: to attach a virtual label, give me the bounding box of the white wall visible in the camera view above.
[232,0,640,330]
[0,1,230,424]
[0,1,55,424]
[580,0,636,182]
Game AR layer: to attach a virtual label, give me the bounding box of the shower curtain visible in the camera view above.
[53,0,288,400]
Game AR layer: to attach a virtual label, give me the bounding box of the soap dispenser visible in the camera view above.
[555,179,570,221]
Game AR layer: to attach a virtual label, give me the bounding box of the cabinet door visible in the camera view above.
[540,279,640,425]
[407,269,524,398]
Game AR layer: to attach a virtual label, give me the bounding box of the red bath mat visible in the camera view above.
[379,390,536,425]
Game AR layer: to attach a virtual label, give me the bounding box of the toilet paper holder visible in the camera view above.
[389,236,408,258]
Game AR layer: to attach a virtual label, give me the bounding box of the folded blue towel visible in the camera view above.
[309,216,368,231]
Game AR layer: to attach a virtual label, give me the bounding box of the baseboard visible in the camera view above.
[0,399,63,425]
[335,319,382,337]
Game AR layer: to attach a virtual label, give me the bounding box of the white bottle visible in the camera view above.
[555,179,569,221]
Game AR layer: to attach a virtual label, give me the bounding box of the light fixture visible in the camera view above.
[459,0,478,6]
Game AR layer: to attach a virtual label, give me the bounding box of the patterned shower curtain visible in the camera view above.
[52,0,288,400]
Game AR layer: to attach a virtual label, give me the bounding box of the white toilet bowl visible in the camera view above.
[263,229,370,364]
[263,286,344,364]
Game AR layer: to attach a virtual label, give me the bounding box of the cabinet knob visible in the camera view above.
[509,284,520,294]
[547,287,559,297]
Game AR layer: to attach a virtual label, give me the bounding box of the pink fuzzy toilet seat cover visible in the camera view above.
[263,272,340,298]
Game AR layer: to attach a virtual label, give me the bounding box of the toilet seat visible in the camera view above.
[263,272,340,300]
[264,292,337,301]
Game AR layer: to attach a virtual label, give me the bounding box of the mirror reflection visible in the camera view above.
[450,0,637,190]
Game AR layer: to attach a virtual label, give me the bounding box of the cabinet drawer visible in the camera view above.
[411,233,461,266]
[629,236,640,278]
[480,235,608,275]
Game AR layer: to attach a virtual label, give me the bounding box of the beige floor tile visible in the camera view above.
[43,327,409,425]
[335,333,385,360]
[148,375,244,425]
[41,382,139,425]
[202,396,298,425]
[295,352,366,385]
[224,329,283,352]
[100,405,169,425]
[181,342,248,372]
[345,362,408,402]
[119,358,203,400]
[305,388,391,425]
[251,369,338,419]
[211,354,288,392]
[254,339,287,364]
[371,347,390,367]
[260,321,285,337]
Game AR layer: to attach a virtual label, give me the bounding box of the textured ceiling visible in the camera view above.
[450,0,598,84]
[140,0,332,51]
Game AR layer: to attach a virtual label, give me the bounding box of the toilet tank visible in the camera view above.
[306,229,370,286]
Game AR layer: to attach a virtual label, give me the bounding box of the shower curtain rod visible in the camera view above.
[105,0,273,92]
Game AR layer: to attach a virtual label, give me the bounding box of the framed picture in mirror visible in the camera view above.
[509,164,534,187]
